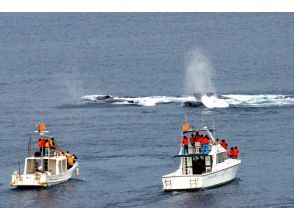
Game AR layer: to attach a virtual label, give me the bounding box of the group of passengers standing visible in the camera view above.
[37,137,77,169]
[37,137,55,157]
[181,132,240,159]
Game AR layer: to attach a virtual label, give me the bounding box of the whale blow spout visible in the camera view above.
[184,49,216,96]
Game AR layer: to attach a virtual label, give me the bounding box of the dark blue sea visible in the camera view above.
[0,13,294,208]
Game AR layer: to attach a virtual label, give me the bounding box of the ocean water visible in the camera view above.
[0,13,294,208]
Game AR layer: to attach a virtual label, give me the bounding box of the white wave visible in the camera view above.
[81,95,197,106]
[201,95,229,108]
[81,95,99,101]
[223,94,294,107]
[81,94,294,108]
[116,96,197,106]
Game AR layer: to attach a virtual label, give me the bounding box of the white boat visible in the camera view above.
[162,124,241,191]
[10,123,79,188]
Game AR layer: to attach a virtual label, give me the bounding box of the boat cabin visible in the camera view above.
[24,156,68,175]
[177,148,229,176]
[176,154,212,175]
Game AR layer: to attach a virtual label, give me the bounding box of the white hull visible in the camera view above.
[162,160,240,191]
[11,163,79,188]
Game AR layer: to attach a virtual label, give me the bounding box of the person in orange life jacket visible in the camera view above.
[181,136,189,155]
[190,134,196,147]
[38,139,46,156]
[49,138,55,147]
[233,146,239,159]
[195,132,201,142]
[198,135,204,144]
[202,135,210,154]
[229,147,234,158]
[44,139,52,156]
[201,135,210,145]
[220,139,228,149]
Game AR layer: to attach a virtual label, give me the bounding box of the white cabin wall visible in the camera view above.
[25,159,34,174]
[48,160,56,175]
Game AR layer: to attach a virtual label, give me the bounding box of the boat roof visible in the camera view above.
[174,154,210,157]
[26,156,66,160]
[182,128,216,134]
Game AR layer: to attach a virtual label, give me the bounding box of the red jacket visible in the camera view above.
[201,137,209,145]
[234,149,239,157]
[38,139,45,147]
[182,138,188,146]
[190,136,195,145]
[195,135,201,142]
[220,141,228,149]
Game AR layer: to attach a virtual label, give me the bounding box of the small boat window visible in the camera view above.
[58,161,63,174]
[25,159,43,174]
[192,156,205,174]
[62,159,67,172]
[216,152,227,164]
[48,159,56,175]
[205,156,213,173]
[205,155,212,166]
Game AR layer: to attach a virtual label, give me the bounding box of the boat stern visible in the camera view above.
[10,172,48,188]
[162,175,203,191]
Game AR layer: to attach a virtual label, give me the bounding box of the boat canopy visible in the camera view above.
[174,154,210,157]
[182,128,216,134]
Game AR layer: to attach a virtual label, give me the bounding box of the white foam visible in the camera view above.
[223,94,294,107]
[81,94,294,108]
[81,95,197,106]
[81,95,99,101]
[118,96,197,106]
[201,95,229,108]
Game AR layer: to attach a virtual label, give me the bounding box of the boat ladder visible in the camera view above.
[190,178,198,189]
[164,179,172,189]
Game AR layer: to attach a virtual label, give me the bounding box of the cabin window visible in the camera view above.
[205,156,213,173]
[58,161,63,174]
[47,159,56,175]
[62,159,67,172]
[192,156,205,174]
[205,156,212,166]
[25,159,42,174]
[216,152,227,164]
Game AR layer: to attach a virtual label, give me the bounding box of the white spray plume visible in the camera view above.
[62,67,85,104]
[184,49,216,96]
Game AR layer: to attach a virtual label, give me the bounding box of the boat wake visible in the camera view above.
[81,94,294,108]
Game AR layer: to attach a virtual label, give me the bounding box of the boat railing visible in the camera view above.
[27,133,63,158]
[179,142,213,155]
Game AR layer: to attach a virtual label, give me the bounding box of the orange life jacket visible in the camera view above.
[45,142,51,148]
[182,138,188,146]
[202,137,209,145]
[220,141,228,149]
[195,135,201,142]
[38,139,45,147]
